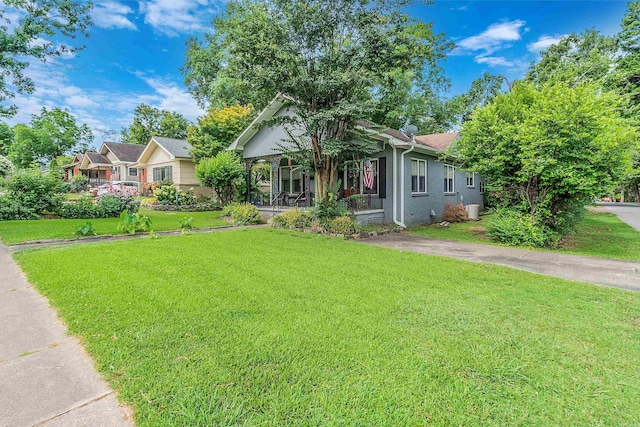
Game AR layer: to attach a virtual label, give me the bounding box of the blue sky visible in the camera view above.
[2,0,630,147]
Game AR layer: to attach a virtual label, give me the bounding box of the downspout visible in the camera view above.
[398,142,416,228]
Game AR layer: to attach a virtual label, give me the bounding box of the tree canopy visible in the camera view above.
[9,108,93,168]
[121,104,191,145]
[184,0,451,200]
[187,105,254,163]
[0,0,92,117]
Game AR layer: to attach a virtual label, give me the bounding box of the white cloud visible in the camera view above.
[143,77,204,122]
[65,95,99,108]
[456,20,526,55]
[475,55,514,67]
[450,5,468,11]
[527,35,567,53]
[93,1,137,30]
[138,0,220,37]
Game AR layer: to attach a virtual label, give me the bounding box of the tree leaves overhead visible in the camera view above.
[182,0,451,199]
[0,0,92,117]
[121,104,191,145]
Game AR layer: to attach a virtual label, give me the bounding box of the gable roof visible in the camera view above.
[414,132,459,150]
[80,152,112,169]
[357,120,412,143]
[101,142,146,163]
[136,136,192,164]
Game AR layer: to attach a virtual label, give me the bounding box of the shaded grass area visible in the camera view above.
[409,211,640,261]
[15,229,640,426]
[0,209,226,244]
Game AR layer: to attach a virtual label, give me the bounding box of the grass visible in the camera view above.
[0,208,227,245]
[15,228,640,426]
[409,210,640,261]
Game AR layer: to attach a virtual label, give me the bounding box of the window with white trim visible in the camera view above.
[129,167,138,177]
[153,166,172,182]
[479,181,486,194]
[466,171,475,188]
[411,158,427,194]
[444,164,455,193]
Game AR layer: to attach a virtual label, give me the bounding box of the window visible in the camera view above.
[466,171,475,188]
[444,164,455,193]
[479,181,486,194]
[129,167,138,177]
[153,166,172,182]
[362,159,378,195]
[411,159,427,194]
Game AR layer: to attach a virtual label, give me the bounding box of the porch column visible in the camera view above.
[304,171,311,207]
[244,158,254,203]
[269,155,282,203]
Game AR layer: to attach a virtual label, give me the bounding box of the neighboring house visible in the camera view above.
[230,96,485,227]
[99,142,145,182]
[133,136,207,196]
[63,142,145,186]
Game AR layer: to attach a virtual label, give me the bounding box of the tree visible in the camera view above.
[183,0,451,201]
[449,73,508,124]
[187,105,254,163]
[455,82,636,239]
[0,0,92,117]
[0,123,14,155]
[121,104,191,145]
[9,108,93,168]
[195,151,245,205]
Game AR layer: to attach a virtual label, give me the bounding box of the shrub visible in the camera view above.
[97,194,140,217]
[4,169,65,214]
[69,175,89,193]
[0,195,39,220]
[58,196,101,219]
[0,155,13,178]
[327,216,360,235]
[140,197,158,207]
[195,151,245,205]
[272,209,313,229]
[223,203,261,225]
[487,209,556,247]
[154,185,196,206]
[74,222,96,237]
[442,203,469,223]
[118,211,152,234]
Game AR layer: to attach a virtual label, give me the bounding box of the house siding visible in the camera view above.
[243,107,302,159]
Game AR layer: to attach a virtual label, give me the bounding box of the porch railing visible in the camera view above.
[338,194,383,212]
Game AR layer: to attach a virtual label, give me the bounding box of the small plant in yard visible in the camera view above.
[179,217,194,234]
[73,222,96,237]
[272,209,313,229]
[118,211,152,234]
[327,216,360,235]
[223,203,261,225]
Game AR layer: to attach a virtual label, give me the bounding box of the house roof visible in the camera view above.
[101,142,145,163]
[78,152,112,170]
[135,136,192,164]
[356,120,412,143]
[414,132,459,150]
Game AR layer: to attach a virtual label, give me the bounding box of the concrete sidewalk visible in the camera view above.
[0,245,134,427]
[363,234,640,292]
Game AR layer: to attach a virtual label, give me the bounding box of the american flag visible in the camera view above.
[363,160,374,190]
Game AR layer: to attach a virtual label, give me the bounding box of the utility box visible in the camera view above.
[466,204,480,221]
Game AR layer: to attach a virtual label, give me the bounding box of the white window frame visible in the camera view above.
[479,181,486,194]
[466,171,475,188]
[129,167,138,177]
[411,158,427,194]
[444,164,455,194]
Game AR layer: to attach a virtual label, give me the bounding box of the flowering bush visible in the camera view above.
[154,185,196,206]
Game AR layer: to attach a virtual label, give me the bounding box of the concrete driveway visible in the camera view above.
[598,202,640,231]
[362,234,640,292]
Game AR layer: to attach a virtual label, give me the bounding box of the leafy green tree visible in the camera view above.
[183,0,450,200]
[449,73,507,124]
[10,108,93,168]
[187,105,254,163]
[121,104,191,145]
[455,82,636,238]
[0,123,14,155]
[0,0,92,117]
[196,151,245,205]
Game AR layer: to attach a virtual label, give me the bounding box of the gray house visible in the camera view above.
[229,96,484,227]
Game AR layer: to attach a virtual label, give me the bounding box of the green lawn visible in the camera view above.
[15,229,640,426]
[409,210,640,261]
[0,208,227,244]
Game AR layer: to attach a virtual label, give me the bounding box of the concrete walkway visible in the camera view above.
[599,202,640,232]
[0,245,134,427]
[363,234,640,292]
